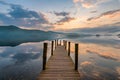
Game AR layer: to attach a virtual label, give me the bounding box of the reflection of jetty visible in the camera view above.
[37,40,80,80]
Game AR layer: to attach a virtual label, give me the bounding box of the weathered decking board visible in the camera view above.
[37,46,80,80]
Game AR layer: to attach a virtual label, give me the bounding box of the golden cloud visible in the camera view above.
[73,0,112,8]
[87,9,120,21]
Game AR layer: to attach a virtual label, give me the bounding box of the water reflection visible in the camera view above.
[0,42,46,80]
[0,35,120,80]
[69,36,120,80]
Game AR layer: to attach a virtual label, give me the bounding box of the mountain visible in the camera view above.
[0,25,60,46]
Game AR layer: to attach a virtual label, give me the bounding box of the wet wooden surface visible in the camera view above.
[37,46,80,80]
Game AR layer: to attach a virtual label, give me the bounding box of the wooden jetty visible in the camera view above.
[37,40,80,80]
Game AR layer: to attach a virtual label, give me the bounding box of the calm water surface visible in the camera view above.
[69,36,120,80]
[0,36,120,80]
[0,41,52,80]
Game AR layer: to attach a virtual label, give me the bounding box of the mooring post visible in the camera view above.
[75,43,78,70]
[65,41,67,50]
[54,40,56,48]
[68,42,71,56]
[60,40,61,46]
[55,40,57,49]
[57,39,58,46]
[43,43,48,70]
[51,41,54,56]
[56,39,58,46]
[63,40,64,46]
[64,41,66,49]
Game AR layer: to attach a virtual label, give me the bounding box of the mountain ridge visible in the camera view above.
[0,25,60,46]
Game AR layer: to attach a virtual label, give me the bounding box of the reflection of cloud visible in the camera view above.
[87,50,120,61]
[99,54,117,60]
[12,53,41,63]
[0,42,43,58]
[80,61,92,66]
[0,48,5,53]
[87,9,120,21]
[78,38,119,58]
[116,67,120,74]
[80,61,119,80]
[116,67,120,79]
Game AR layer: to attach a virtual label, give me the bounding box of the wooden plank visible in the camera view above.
[37,46,80,80]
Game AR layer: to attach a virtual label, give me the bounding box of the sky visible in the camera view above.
[0,0,120,32]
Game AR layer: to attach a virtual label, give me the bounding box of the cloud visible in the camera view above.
[90,10,97,13]
[73,0,111,8]
[80,0,97,8]
[0,1,48,28]
[73,0,80,3]
[114,22,120,26]
[87,9,120,21]
[0,1,10,5]
[52,11,74,25]
[54,11,69,16]
[56,17,75,25]
[0,20,3,24]
[87,17,97,21]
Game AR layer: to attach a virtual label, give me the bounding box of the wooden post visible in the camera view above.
[75,43,78,70]
[54,41,56,48]
[64,40,65,48]
[60,40,61,46]
[56,40,57,47]
[57,40,58,46]
[68,42,71,56]
[55,40,56,49]
[51,41,54,56]
[57,40,59,46]
[43,43,48,70]
[65,41,67,50]
[56,40,57,46]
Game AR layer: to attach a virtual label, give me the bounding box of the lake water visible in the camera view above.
[0,36,120,80]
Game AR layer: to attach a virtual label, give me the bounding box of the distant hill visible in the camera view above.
[68,26,120,36]
[0,25,60,46]
[0,25,20,30]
